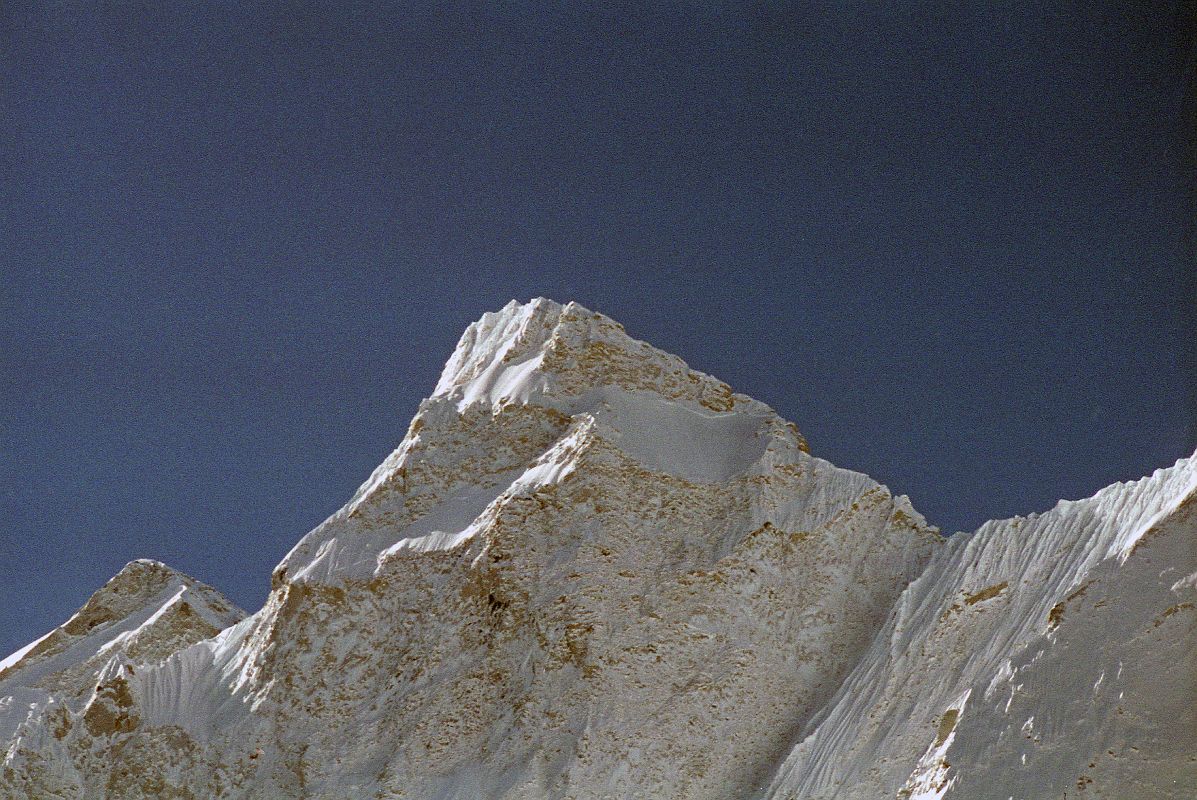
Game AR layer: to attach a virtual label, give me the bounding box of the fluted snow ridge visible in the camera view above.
[763,452,1197,800]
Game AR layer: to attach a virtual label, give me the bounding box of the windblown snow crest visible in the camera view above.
[1,299,1192,800]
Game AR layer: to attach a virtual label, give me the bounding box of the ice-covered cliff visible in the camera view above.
[1,299,1192,799]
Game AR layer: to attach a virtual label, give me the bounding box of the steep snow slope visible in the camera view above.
[762,454,1197,800]
[1,298,1191,800]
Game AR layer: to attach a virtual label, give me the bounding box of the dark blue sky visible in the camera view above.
[2,1,1193,657]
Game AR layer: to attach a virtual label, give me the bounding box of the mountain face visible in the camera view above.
[2,299,1193,800]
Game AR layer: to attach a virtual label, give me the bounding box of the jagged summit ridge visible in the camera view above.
[432,297,566,405]
[431,298,755,416]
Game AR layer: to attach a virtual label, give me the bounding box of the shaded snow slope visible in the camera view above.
[762,454,1197,800]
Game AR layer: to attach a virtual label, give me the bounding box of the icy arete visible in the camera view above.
[0,298,1192,799]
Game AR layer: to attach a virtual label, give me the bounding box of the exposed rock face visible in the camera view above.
[1,299,1193,799]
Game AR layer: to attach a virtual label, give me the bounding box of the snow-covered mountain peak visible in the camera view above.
[2,300,1191,799]
[276,299,826,584]
[0,560,244,703]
